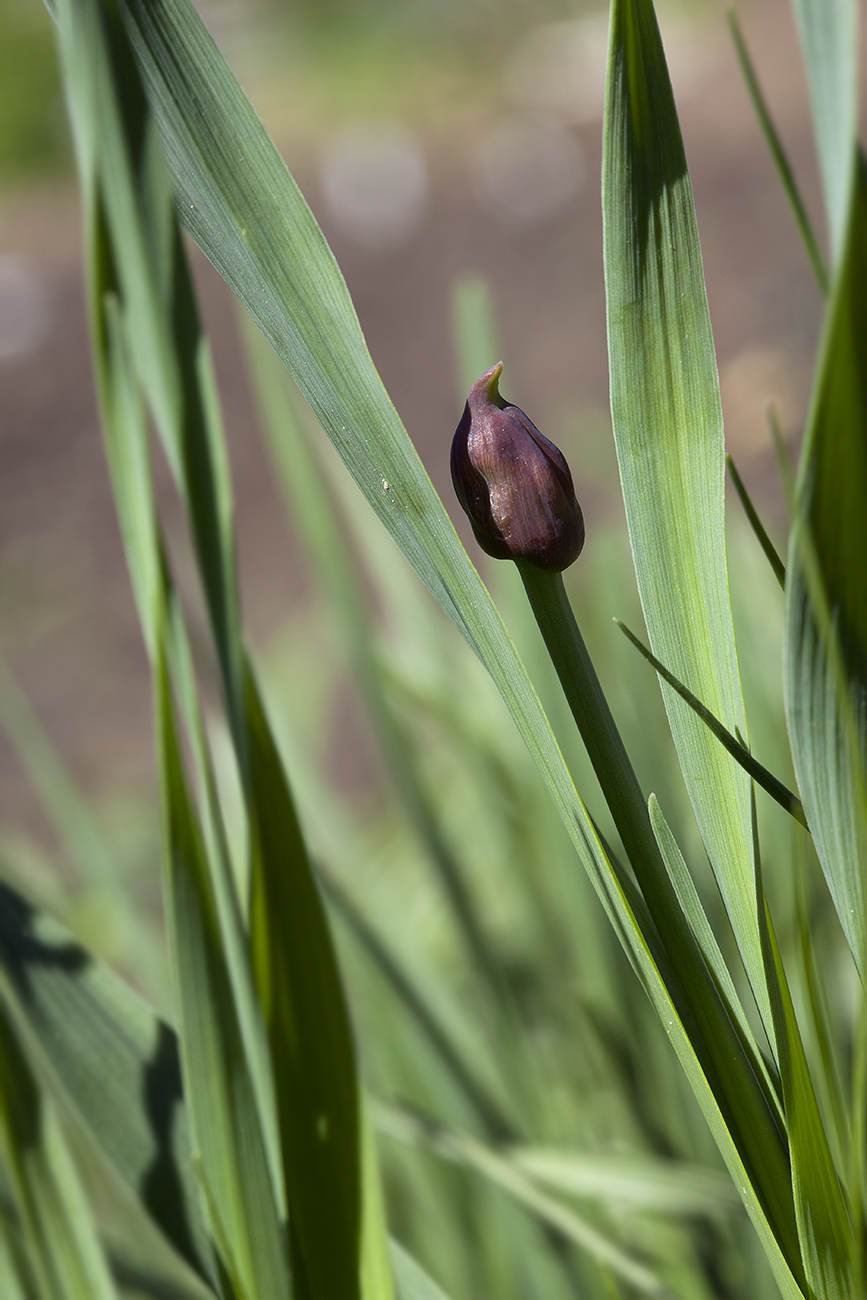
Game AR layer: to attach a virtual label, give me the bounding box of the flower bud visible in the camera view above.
[451,362,584,572]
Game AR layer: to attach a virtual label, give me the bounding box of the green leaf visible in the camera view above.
[725,454,787,589]
[616,621,805,826]
[451,276,501,402]
[389,1241,451,1300]
[602,0,772,1046]
[648,796,783,1120]
[791,0,859,264]
[54,0,246,754]
[0,880,217,1292]
[359,1100,396,1300]
[242,317,505,1010]
[156,653,292,1299]
[115,0,474,641]
[508,1148,738,1217]
[0,664,166,998]
[375,1104,666,1296]
[0,993,118,1300]
[727,9,828,293]
[324,872,514,1143]
[785,158,867,981]
[760,900,854,1298]
[0,1210,34,1300]
[246,668,363,1300]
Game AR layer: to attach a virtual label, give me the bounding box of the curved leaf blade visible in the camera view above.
[0,994,119,1300]
[791,0,859,264]
[247,669,363,1300]
[602,0,770,1040]
[785,158,867,981]
[0,881,216,1292]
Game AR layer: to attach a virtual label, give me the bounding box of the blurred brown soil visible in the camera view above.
[0,0,840,853]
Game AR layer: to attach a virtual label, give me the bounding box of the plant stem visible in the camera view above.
[516,562,802,1278]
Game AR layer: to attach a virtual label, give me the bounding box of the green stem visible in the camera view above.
[517,563,802,1279]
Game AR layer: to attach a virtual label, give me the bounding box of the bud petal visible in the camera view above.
[450,362,585,572]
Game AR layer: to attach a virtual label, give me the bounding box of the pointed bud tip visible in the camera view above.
[467,361,505,413]
[451,365,584,572]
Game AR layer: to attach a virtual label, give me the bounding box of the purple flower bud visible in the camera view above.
[451,362,585,572]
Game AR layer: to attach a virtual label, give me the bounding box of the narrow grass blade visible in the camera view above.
[324,872,513,1142]
[616,620,805,826]
[759,896,854,1297]
[115,0,481,641]
[517,564,792,1231]
[509,1149,737,1217]
[770,405,797,517]
[242,318,507,1011]
[62,5,373,1290]
[89,205,289,1297]
[0,994,119,1300]
[790,0,858,265]
[785,159,867,981]
[390,1241,451,1300]
[0,665,165,995]
[850,994,867,1284]
[156,654,292,1300]
[54,0,246,756]
[603,0,772,1043]
[0,1213,33,1300]
[374,1104,666,1296]
[726,454,787,589]
[648,796,783,1120]
[792,884,849,1180]
[360,1100,396,1300]
[452,276,501,402]
[0,880,217,1291]
[727,8,828,293]
[246,669,363,1300]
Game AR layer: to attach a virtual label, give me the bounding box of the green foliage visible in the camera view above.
[0,0,864,1297]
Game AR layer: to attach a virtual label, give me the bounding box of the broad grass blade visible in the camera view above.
[648,797,782,1117]
[86,193,290,1298]
[602,0,771,1042]
[156,656,292,1300]
[242,320,506,1011]
[246,671,364,1300]
[0,994,119,1300]
[115,0,483,641]
[61,1,375,1289]
[791,0,859,264]
[761,901,854,1298]
[785,160,867,982]
[0,1215,33,1300]
[0,880,217,1291]
[390,1241,451,1300]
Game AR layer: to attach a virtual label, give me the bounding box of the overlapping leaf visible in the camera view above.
[602,0,770,1041]
[785,158,867,982]
[0,994,118,1300]
[791,0,858,264]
